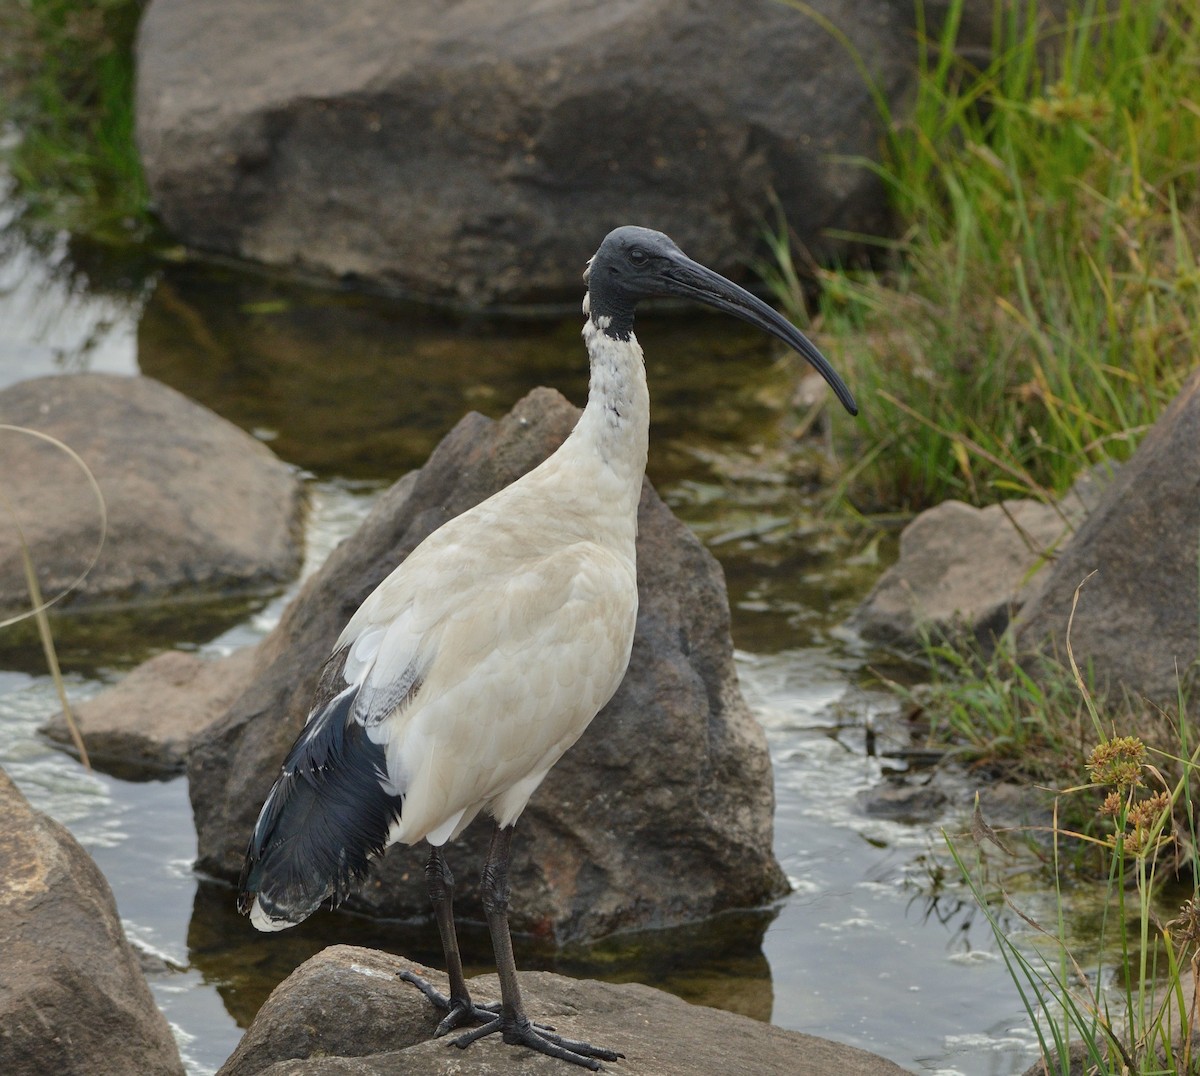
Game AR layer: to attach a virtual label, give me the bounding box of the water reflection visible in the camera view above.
[0,181,148,387]
[135,258,820,494]
[188,875,776,1031]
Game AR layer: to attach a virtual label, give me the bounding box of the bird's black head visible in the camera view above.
[584,225,858,416]
[584,226,689,337]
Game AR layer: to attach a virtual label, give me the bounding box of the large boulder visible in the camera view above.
[137,0,943,305]
[0,374,304,620]
[0,767,185,1075]
[216,945,912,1076]
[189,387,787,943]
[1016,371,1200,703]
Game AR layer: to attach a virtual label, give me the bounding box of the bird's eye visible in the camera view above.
[628,248,648,266]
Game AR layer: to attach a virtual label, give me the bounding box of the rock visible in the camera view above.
[217,944,912,1076]
[1020,1041,1094,1076]
[856,780,947,824]
[0,766,185,1075]
[0,374,304,619]
[189,387,787,943]
[42,647,258,776]
[135,0,1001,306]
[850,494,1081,652]
[1016,372,1200,703]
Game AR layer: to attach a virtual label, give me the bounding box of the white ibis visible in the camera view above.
[237,225,857,1068]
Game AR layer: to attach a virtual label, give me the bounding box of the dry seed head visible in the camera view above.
[1169,898,1200,951]
[1029,81,1113,125]
[1087,736,1146,791]
[1099,790,1124,818]
[1127,790,1170,831]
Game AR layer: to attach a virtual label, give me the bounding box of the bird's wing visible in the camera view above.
[328,521,638,845]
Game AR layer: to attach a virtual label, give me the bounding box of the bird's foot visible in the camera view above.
[451,1012,623,1071]
[397,969,500,1035]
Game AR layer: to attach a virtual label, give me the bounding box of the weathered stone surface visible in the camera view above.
[217,945,912,1076]
[851,499,1070,651]
[1016,371,1200,703]
[189,387,786,943]
[135,0,978,306]
[0,374,304,619]
[0,767,184,1075]
[42,647,258,775]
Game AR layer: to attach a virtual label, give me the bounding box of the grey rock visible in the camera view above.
[0,767,185,1076]
[1016,370,1200,703]
[188,387,787,944]
[217,944,913,1076]
[850,495,1086,653]
[0,374,304,619]
[856,780,948,823]
[42,647,258,775]
[136,0,948,305]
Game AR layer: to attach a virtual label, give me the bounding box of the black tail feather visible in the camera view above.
[237,686,403,927]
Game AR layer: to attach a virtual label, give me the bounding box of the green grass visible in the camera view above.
[772,0,1200,511]
[0,0,152,242]
[891,583,1200,1070]
[888,629,1094,779]
[949,708,1200,1072]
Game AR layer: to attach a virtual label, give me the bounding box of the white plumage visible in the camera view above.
[238,226,855,1068]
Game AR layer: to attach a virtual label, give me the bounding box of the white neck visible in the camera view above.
[564,317,650,519]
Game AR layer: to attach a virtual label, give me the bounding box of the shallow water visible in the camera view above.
[0,220,1059,1074]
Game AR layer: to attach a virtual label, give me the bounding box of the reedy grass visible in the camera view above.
[888,628,1094,778]
[947,679,1200,1072]
[773,0,1200,511]
[905,580,1200,1071]
[0,0,151,242]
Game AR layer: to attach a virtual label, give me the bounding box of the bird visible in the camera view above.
[237,225,857,1069]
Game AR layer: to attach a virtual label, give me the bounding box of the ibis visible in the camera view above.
[237,225,857,1068]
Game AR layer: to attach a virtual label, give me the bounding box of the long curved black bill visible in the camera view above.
[658,255,858,416]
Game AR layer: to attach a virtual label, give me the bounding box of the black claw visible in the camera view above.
[402,970,620,1070]
[450,1012,621,1070]
[397,969,495,1034]
[398,969,563,1041]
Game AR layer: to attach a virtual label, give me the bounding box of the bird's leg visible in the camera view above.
[398,845,498,1035]
[450,823,624,1070]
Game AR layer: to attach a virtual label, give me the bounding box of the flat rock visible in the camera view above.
[217,944,912,1076]
[1016,370,1200,702]
[134,0,1002,305]
[0,766,184,1075]
[189,387,787,943]
[850,474,1103,653]
[42,647,258,775]
[0,374,304,619]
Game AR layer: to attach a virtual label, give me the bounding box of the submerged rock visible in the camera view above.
[0,767,184,1075]
[217,944,912,1076]
[189,387,787,943]
[856,779,948,824]
[0,374,304,620]
[42,647,258,776]
[1016,370,1200,703]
